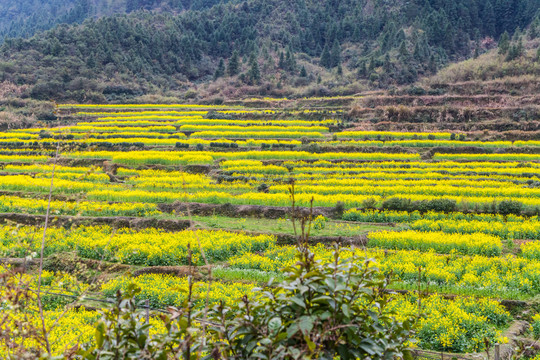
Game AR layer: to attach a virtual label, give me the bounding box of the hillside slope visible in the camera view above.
[345,36,540,140]
[0,0,538,103]
[0,0,234,42]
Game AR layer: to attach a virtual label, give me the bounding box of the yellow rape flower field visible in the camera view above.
[1,102,540,357]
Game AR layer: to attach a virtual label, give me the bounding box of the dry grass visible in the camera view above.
[423,48,540,85]
[0,110,35,129]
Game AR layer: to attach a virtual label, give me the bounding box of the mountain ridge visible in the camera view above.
[0,0,538,103]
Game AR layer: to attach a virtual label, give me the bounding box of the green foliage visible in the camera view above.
[382,197,413,212]
[78,247,415,359]
[0,0,538,99]
[227,50,240,77]
[381,197,457,213]
[206,247,416,359]
[248,57,261,84]
[498,31,510,54]
[498,200,523,216]
[214,58,225,80]
[506,38,524,61]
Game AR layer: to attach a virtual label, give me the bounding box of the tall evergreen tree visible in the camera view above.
[368,56,376,71]
[227,50,240,76]
[285,47,297,72]
[383,53,392,72]
[399,41,409,59]
[278,51,286,69]
[506,37,524,61]
[357,61,367,78]
[428,54,437,73]
[249,56,261,83]
[320,44,331,68]
[498,31,510,54]
[330,38,341,68]
[214,58,225,80]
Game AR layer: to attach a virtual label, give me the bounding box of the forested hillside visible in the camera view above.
[0,0,233,42]
[0,0,539,102]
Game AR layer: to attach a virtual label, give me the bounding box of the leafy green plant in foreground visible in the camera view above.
[80,246,416,359]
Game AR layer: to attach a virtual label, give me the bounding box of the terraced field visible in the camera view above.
[2,102,540,357]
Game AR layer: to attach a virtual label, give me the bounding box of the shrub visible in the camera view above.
[381,197,412,212]
[426,199,457,213]
[257,183,269,193]
[307,142,320,153]
[207,247,416,359]
[498,200,523,216]
[334,201,345,216]
[82,248,416,360]
[175,142,189,149]
[361,197,378,210]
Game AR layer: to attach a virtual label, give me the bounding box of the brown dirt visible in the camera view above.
[0,213,192,231]
[160,201,342,219]
[215,228,366,246]
[133,265,212,279]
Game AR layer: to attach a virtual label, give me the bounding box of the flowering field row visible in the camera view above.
[343,209,533,223]
[59,103,238,109]
[0,194,160,217]
[336,131,452,139]
[190,130,326,139]
[229,244,540,296]
[89,117,335,126]
[434,153,540,161]
[0,225,274,265]
[367,230,502,256]
[101,274,257,308]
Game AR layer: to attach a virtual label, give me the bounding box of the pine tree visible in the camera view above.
[214,58,225,80]
[428,54,437,73]
[498,31,510,54]
[300,65,307,77]
[506,37,524,61]
[368,57,376,71]
[320,44,331,68]
[357,61,367,78]
[285,47,296,72]
[249,57,261,84]
[227,50,240,76]
[383,53,391,72]
[399,41,409,59]
[330,38,341,68]
[278,52,285,69]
